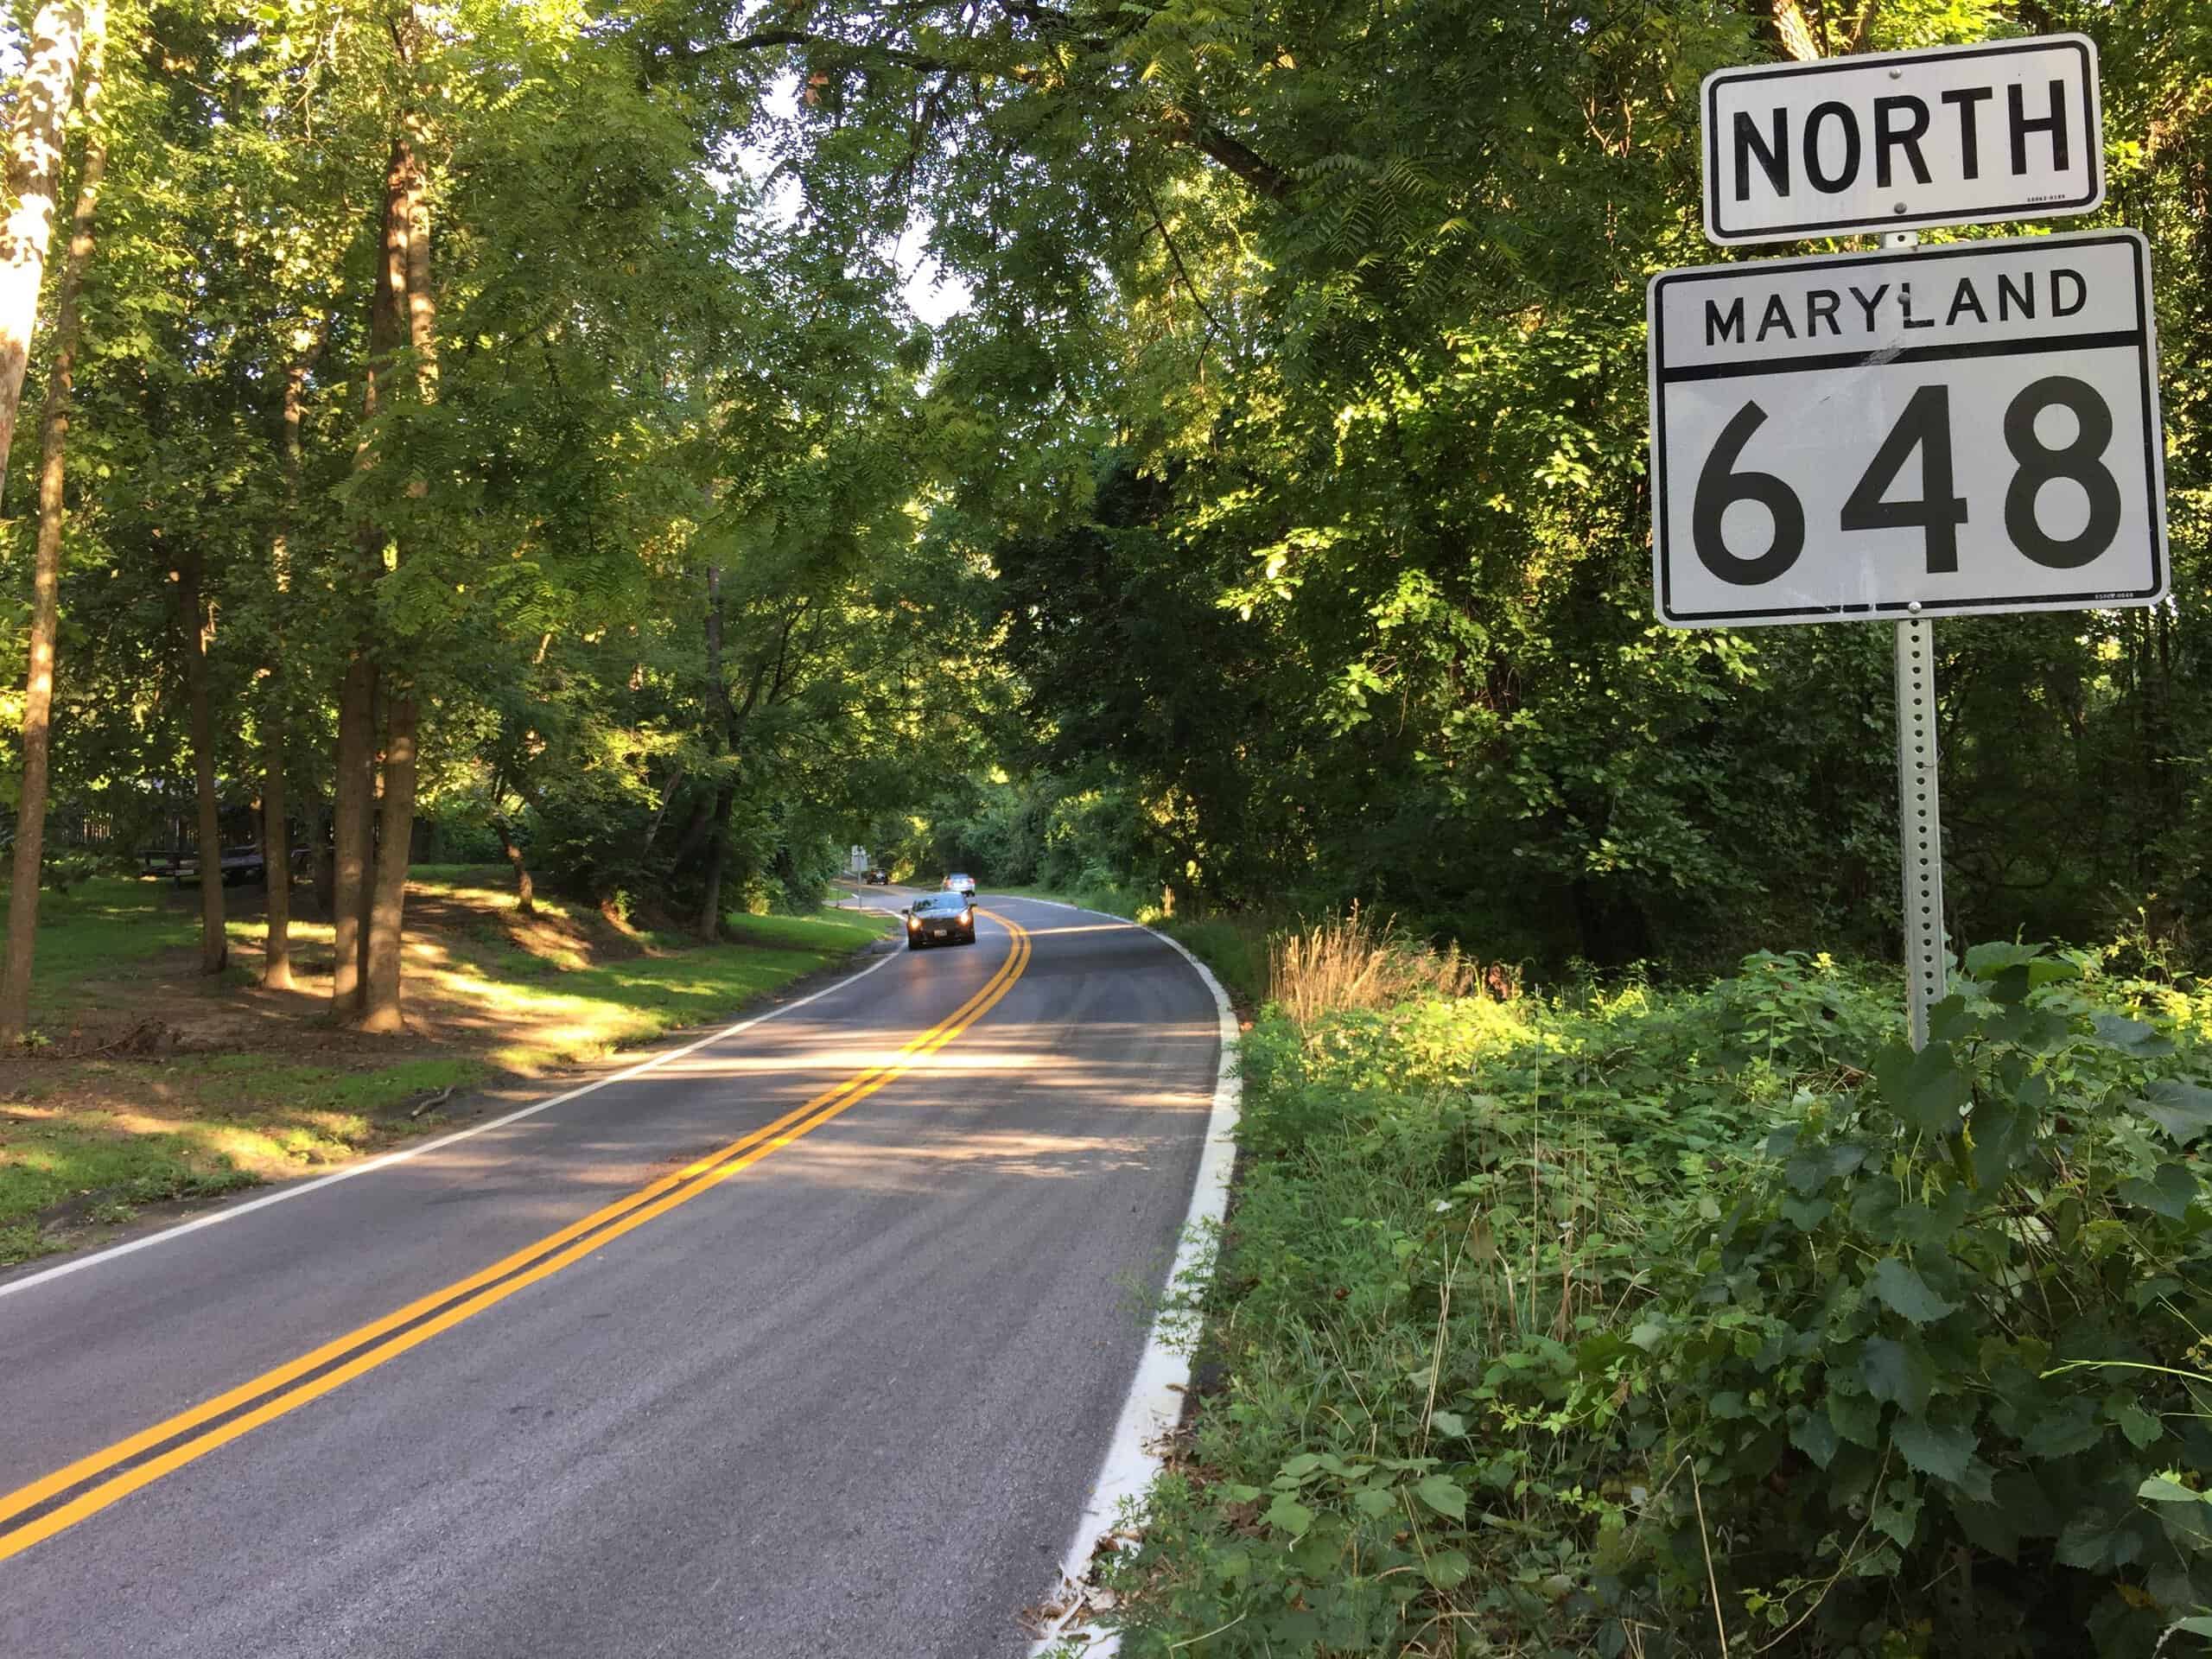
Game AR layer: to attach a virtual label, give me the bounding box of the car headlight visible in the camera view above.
[906,914,918,928]
[962,909,973,925]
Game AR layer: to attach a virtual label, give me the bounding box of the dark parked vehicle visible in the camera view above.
[137,802,308,887]
[863,868,890,885]
[904,892,976,950]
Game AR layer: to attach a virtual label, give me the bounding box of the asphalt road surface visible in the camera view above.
[0,892,1223,1659]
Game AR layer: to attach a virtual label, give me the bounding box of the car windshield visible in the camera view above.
[915,895,967,915]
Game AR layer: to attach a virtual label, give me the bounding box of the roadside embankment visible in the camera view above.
[0,870,890,1265]
[1084,942,2212,1656]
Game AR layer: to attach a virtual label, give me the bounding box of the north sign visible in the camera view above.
[1703,36,2104,245]
[1649,231,2166,627]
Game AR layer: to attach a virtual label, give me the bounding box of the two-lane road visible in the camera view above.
[0,893,1223,1658]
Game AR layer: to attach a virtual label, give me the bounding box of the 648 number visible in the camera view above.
[1692,375,2123,586]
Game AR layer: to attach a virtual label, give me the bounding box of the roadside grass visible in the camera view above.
[3,877,201,1023]
[443,906,892,1071]
[1095,944,2212,1656]
[0,872,890,1265]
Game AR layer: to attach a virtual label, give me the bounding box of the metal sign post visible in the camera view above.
[1895,613,1946,1047]
[1885,229,1946,1051]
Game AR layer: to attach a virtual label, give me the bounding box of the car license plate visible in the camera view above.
[931,927,949,938]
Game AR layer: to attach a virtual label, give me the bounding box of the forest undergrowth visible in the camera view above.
[1090,930,2212,1657]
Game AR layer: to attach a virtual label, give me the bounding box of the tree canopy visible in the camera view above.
[0,0,2201,1020]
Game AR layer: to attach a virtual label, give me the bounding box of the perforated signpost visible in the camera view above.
[1652,36,2167,1047]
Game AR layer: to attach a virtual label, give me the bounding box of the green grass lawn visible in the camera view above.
[448,906,894,1071]
[2,878,202,1020]
[0,876,891,1265]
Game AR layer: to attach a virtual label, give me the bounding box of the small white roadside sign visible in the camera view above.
[1703,35,2103,245]
[1648,230,2166,627]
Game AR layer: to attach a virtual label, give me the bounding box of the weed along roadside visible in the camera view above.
[1065,922,2212,1657]
[0,870,892,1268]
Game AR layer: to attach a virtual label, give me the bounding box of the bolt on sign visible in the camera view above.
[1703,35,2104,245]
[1648,231,2168,627]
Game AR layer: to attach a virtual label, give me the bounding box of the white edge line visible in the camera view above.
[0,926,904,1306]
[1013,895,1242,1659]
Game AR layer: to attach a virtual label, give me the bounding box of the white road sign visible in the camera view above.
[1649,231,2166,627]
[1703,36,2104,245]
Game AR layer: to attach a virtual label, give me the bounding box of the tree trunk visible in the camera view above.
[261,726,291,988]
[0,1,86,513]
[328,655,374,1010]
[308,794,333,918]
[1769,0,1821,60]
[0,1,105,1046]
[359,669,379,995]
[261,319,321,993]
[353,128,434,1027]
[359,693,416,1033]
[697,562,730,941]
[332,135,414,1017]
[699,785,733,939]
[179,544,227,976]
[492,811,535,914]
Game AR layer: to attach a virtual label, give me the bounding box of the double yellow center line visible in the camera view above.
[0,913,1032,1565]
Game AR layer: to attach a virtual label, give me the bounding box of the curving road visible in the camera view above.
[0,892,1223,1658]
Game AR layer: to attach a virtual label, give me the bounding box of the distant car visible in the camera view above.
[943,872,977,898]
[905,892,976,950]
[862,868,890,885]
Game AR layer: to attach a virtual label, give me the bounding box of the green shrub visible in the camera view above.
[1103,949,2212,1659]
[1631,943,2212,1654]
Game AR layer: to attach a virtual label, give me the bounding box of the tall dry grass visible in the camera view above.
[1267,902,1489,1026]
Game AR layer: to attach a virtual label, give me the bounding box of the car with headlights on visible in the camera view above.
[904,892,976,949]
[943,871,977,898]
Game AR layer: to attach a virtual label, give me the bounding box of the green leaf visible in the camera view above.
[2109,1399,2164,1450]
[1929,993,1979,1035]
[1422,1548,1472,1590]
[2138,1473,2209,1505]
[2177,1619,2212,1638]
[1280,1452,1324,1480]
[1785,1141,1867,1196]
[1219,1483,1264,1503]
[1872,1040,1970,1135]
[1859,1336,1934,1415]
[1830,1390,1884,1448]
[1892,1413,1977,1484]
[1872,1485,1923,1547]
[1428,1410,1467,1439]
[1781,1195,1833,1231]
[2092,1013,2175,1057]
[1264,1493,1314,1535]
[2118,1161,2199,1221]
[1968,1094,2038,1188]
[1962,941,2043,976]
[2135,1080,2212,1147]
[2055,1510,2120,1569]
[2022,1397,2103,1459]
[1789,1407,1839,1470]
[1948,1496,2021,1560]
[1413,1473,1467,1522]
[1354,1485,1397,1518]
[1869,1256,1959,1325]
